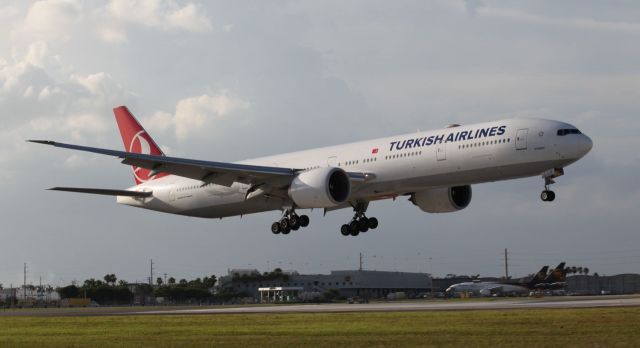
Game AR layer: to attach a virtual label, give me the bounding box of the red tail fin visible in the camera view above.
[113,106,167,185]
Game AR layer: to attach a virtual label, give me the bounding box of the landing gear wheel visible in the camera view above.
[299,215,310,227]
[358,218,369,233]
[368,217,378,229]
[340,224,350,236]
[547,191,555,202]
[280,218,290,230]
[349,220,359,236]
[271,222,281,234]
[541,190,555,202]
[289,215,300,229]
[281,225,291,234]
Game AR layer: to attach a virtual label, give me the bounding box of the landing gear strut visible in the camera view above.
[271,209,309,235]
[540,169,563,202]
[341,203,378,237]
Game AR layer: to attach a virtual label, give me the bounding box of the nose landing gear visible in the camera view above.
[271,210,310,235]
[540,168,563,202]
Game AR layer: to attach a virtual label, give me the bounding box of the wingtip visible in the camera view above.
[27,140,55,145]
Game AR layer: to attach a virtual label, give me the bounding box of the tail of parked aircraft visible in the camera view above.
[544,262,567,284]
[527,265,549,287]
[113,106,167,185]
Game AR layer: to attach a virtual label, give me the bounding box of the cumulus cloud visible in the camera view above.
[9,0,214,47]
[107,0,213,34]
[143,91,251,141]
[14,0,81,43]
[166,3,213,32]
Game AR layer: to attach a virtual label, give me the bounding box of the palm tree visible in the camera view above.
[168,277,176,285]
[583,267,590,275]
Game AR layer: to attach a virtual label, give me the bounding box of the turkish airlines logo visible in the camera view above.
[130,130,153,183]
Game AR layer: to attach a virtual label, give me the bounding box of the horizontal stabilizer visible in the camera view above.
[48,187,152,197]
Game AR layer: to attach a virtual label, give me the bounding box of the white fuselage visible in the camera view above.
[446,281,531,296]
[117,118,592,218]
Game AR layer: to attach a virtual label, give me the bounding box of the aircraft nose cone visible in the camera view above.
[579,134,593,157]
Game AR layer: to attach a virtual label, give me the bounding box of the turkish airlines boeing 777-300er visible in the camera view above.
[30,106,592,236]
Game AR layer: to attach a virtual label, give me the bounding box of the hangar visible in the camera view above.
[219,269,432,301]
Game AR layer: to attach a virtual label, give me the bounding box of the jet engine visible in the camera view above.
[288,167,351,208]
[410,185,472,213]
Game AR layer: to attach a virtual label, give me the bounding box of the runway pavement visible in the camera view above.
[137,295,640,315]
[2,295,638,317]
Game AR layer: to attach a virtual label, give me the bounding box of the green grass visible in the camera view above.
[1,307,639,347]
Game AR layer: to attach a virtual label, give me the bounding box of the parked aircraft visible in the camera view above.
[445,263,568,296]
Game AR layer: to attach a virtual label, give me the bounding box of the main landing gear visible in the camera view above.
[271,210,310,235]
[340,203,378,237]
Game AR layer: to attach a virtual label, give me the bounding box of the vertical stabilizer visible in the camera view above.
[113,106,167,185]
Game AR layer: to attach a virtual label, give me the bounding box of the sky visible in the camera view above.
[1,0,639,287]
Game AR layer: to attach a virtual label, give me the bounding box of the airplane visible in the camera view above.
[536,262,568,289]
[445,263,567,296]
[30,106,593,236]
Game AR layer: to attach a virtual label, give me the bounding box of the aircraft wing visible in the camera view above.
[29,140,371,187]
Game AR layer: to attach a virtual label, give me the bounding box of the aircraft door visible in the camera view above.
[327,156,337,167]
[516,129,528,150]
[437,143,446,161]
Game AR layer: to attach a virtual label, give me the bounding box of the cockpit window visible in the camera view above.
[557,129,582,136]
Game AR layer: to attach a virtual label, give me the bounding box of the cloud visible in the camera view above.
[166,3,213,32]
[474,6,640,33]
[143,91,250,141]
[15,0,81,43]
[107,0,213,34]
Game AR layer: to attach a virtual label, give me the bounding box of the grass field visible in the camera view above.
[1,307,639,347]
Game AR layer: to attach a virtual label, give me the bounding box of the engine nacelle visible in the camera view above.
[410,185,472,213]
[288,167,351,208]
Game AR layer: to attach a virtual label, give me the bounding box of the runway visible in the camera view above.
[1,295,638,317]
[138,295,640,315]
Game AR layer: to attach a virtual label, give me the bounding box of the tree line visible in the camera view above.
[56,273,223,305]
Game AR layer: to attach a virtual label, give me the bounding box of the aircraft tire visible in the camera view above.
[282,225,291,234]
[349,220,359,233]
[280,218,290,230]
[271,222,281,234]
[289,215,300,229]
[541,191,549,201]
[340,224,350,236]
[299,215,310,227]
[368,217,378,229]
[547,191,556,201]
[358,217,369,232]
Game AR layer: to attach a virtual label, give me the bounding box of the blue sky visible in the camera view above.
[1,0,639,287]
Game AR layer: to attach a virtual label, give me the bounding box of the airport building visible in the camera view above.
[567,274,640,295]
[219,269,432,301]
[0,287,60,305]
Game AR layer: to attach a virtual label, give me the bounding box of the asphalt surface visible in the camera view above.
[139,295,640,315]
[1,295,638,317]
